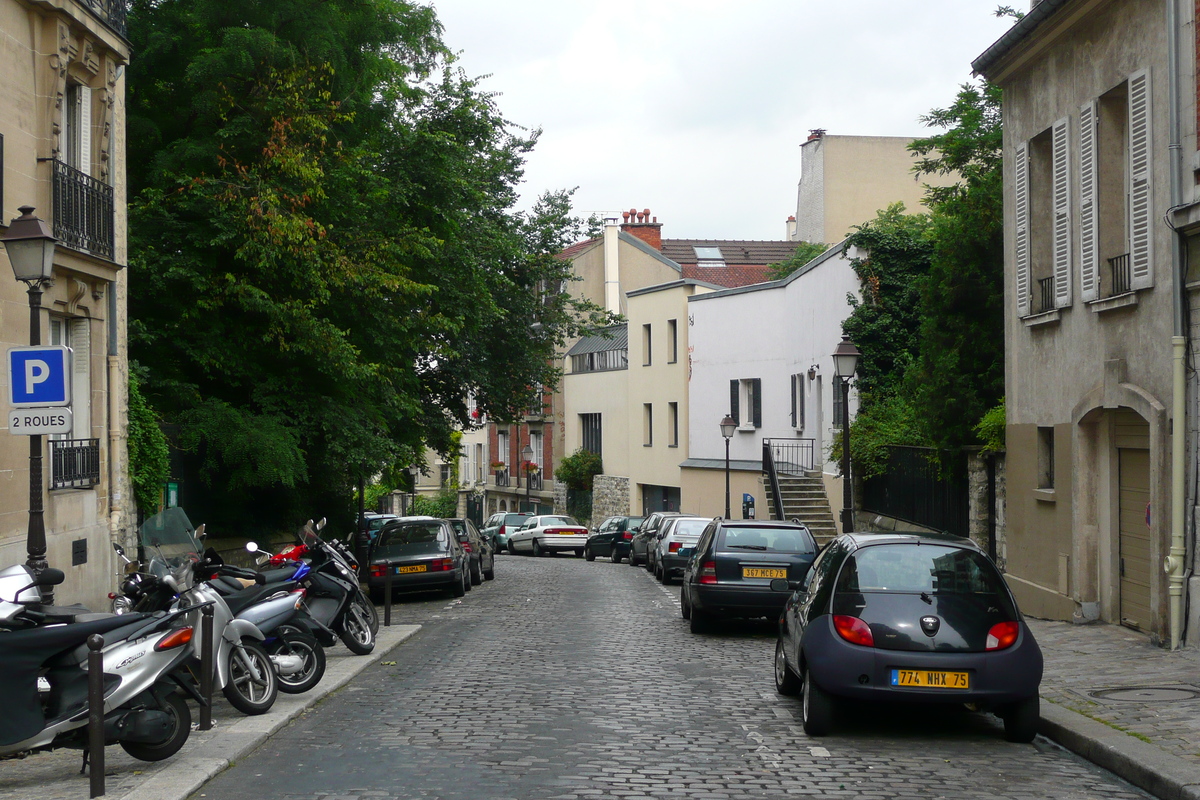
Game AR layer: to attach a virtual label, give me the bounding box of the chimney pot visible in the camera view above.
[642,208,651,218]
[622,211,630,222]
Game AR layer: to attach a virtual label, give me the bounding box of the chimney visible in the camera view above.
[807,128,826,142]
[620,207,663,250]
[786,215,797,241]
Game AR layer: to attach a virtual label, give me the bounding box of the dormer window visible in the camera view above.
[694,246,725,268]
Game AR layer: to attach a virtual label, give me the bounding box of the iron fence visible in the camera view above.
[762,438,815,475]
[494,470,510,488]
[80,0,127,36]
[1108,253,1131,296]
[527,472,543,491]
[52,160,114,259]
[51,438,100,489]
[860,446,968,536]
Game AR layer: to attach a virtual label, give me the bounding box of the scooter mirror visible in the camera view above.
[35,568,65,587]
[316,518,327,531]
[113,542,125,556]
[195,523,206,540]
[245,541,260,554]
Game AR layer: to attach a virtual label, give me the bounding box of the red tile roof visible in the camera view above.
[556,237,601,261]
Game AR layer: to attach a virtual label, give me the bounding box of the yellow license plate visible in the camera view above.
[891,669,969,689]
[396,564,427,574]
[742,567,787,579]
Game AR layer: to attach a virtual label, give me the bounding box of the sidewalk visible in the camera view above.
[1031,618,1200,800]
[0,623,420,800]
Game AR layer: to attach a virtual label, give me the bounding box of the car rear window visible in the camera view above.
[718,526,813,553]
[670,519,708,538]
[539,516,578,526]
[836,544,1006,596]
[379,522,445,547]
[504,514,530,525]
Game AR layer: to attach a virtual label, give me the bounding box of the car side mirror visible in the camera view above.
[769,578,806,593]
[678,547,694,559]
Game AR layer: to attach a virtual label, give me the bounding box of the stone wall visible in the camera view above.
[553,481,568,516]
[591,475,631,526]
[966,450,1007,570]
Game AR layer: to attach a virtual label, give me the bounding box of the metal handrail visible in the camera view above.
[762,440,785,521]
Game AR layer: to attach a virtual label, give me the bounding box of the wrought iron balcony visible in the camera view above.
[1107,253,1131,297]
[50,438,100,489]
[52,159,114,260]
[494,469,510,488]
[78,0,127,37]
[527,472,543,492]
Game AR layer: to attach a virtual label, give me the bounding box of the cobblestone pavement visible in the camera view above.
[190,554,1151,800]
[1031,618,1200,763]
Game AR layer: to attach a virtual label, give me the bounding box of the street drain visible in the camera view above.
[1090,686,1200,702]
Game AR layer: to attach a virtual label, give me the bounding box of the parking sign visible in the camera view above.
[9,346,71,407]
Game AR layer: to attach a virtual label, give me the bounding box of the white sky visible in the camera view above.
[429,1,1016,241]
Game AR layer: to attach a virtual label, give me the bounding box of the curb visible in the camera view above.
[1041,702,1200,800]
[116,623,421,800]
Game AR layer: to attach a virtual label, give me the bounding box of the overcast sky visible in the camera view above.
[429,1,1015,241]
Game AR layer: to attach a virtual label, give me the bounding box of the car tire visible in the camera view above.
[801,667,834,736]
[1002,696,1039,743]
[612,552,623,564]
[689,606,711,634]
[655,564,665,583]
[483,561,496,580]
[680,588,691,620]
[508,541,516,555]
[532,540,543,558]
[451,572,466,597]
[584,546,596,562]
[464,568,473,592]
[628,550,640,566]
[470,562,482,586]
[774,639,801,696]
[575,548,585,558]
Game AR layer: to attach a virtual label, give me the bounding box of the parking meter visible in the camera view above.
[742,493,755,519]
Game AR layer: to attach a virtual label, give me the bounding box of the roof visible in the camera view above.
[971,0,1070,77]
[689,239,849,302]
[566,324,627,356]
[556,237,601,261]
[626,278,725,298]
[661,238,803,290]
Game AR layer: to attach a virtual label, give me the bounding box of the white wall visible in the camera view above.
[686,246,861,475]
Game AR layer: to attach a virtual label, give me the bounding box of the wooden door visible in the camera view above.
[1118,447,1151,630]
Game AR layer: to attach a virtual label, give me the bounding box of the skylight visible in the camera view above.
[693,246,725,267]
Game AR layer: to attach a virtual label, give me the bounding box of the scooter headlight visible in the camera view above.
[110,594,133,615]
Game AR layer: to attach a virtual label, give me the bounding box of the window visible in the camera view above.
[790,373,806,431]
[571,349,627,373]
[581,413,602,456]
[667,319,678,363]
[496,430,509,469]
[694,246,725,268]
[475,443,484,484]
[1037,427,1055,489]
[49,317,97,489]
[668,402,679,447]
[63,83,92,175]
[643,403,653,446]
[1017,120,1070,316]
[439,464,452,488]
[643,324,652,366]
[729,378,762,429]
[529,430,542,470]
[832,378,845,428]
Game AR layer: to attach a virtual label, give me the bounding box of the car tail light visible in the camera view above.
[699,561,717,584]
[462,543,473,552]
[985,621,1020,651]
[668,542,682,553]
[428,558,455,572]
[370,564,387,577]
[155,626,194,651]
[833,615,874,647]
[622,532,633,540]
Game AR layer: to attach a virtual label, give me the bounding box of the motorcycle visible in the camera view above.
[0,566,195,762]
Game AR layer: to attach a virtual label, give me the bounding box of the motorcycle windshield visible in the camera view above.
[139,507,202,577]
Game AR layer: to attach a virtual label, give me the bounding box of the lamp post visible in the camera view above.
[720,415,736,519]
[408,464,420,514]
[832,335,861,533]
[0,207,57,601]
[521,443,534,513]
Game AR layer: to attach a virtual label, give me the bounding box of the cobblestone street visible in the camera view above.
[191,555,1151,800]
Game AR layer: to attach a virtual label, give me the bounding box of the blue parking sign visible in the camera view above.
[9,346,71,407]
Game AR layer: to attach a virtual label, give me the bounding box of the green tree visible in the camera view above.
[125,1,612,533]
[127,369,170,516]
[766,241,829,280]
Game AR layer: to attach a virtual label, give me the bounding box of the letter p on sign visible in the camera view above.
[8,346,71,407]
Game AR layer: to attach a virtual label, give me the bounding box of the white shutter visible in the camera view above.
[1052,117,1072,307]
[1079,101,1099,301]
[78,87,92,177]
[69,319,90,437]
[1128,68,1153,289]
[1014,142,1031,316]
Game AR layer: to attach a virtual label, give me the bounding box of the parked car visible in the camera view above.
[481,512,533,553]
[681,518,817,632]
[584,516,644,563]
[448,518,495,585]
[771,531,1042,741]
[508,515,590,557]
[653,516,711,583]
[629,511,682,568]
[366,518,471,600]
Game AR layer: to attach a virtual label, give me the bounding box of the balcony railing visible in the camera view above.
[1108,253,1131,297]
[494,469,510,488]
[1037,277,1055,313]
[51,438,100,489]
[79,0,127,37]
[527,472,543,491]
[52,159,114,260]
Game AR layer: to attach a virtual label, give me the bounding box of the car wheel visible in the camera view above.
[1002,695,1039,743]
[451,572,466,597]
[612,552,623,564]
[628,550,640,566]
[774,639,801,696]
[483,561,496,580]
[584,546,596,562]
[470,561,482,586]
[689,606,711,634]
[680,587,691,620]
[655,564,665,583]
[464,568,473,592]
[508,541,516,555]
[575,548,585,558]
[801,667,834,736]
[532,540,543,558]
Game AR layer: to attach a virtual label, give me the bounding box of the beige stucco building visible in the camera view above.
[0,0,131,609]
[790,132,958,245]
[975,0,1200,645]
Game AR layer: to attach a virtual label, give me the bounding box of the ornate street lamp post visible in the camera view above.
[832,336,861,533]
[0,207,56,601]
[521,443,534,514]
[720,415,736,518]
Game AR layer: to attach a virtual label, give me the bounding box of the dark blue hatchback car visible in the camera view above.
[772,531,1043,742]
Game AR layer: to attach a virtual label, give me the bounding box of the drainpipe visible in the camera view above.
[1165,0,1186,649]
[107,281,121,553]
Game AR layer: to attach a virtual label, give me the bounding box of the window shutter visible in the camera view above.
[730,380,739,425]
[1128,68,1153,289]
[79,87,92,176]
[752,378,762,428]
[1052,116,1071,307]
[790,375,797,428]
[1014,142,1031,316]
[1079,101,1099,301]
[797,377,805,432]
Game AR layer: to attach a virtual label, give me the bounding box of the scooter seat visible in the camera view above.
[222,583,294,616]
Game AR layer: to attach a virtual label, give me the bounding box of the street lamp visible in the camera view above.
[408,464,420,514]
[522,443,534,513]
[0,207,56,601]
[720,415,736,518]
[832,335,861,533]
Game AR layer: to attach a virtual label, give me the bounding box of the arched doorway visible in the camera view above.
[1115,410,1151,630]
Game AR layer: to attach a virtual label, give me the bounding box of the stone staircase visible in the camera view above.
[763,472,839,546]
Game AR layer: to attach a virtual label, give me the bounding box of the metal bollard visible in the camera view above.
[199,606,214,731]
[383,569,392,627]
[87,634,105,798]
